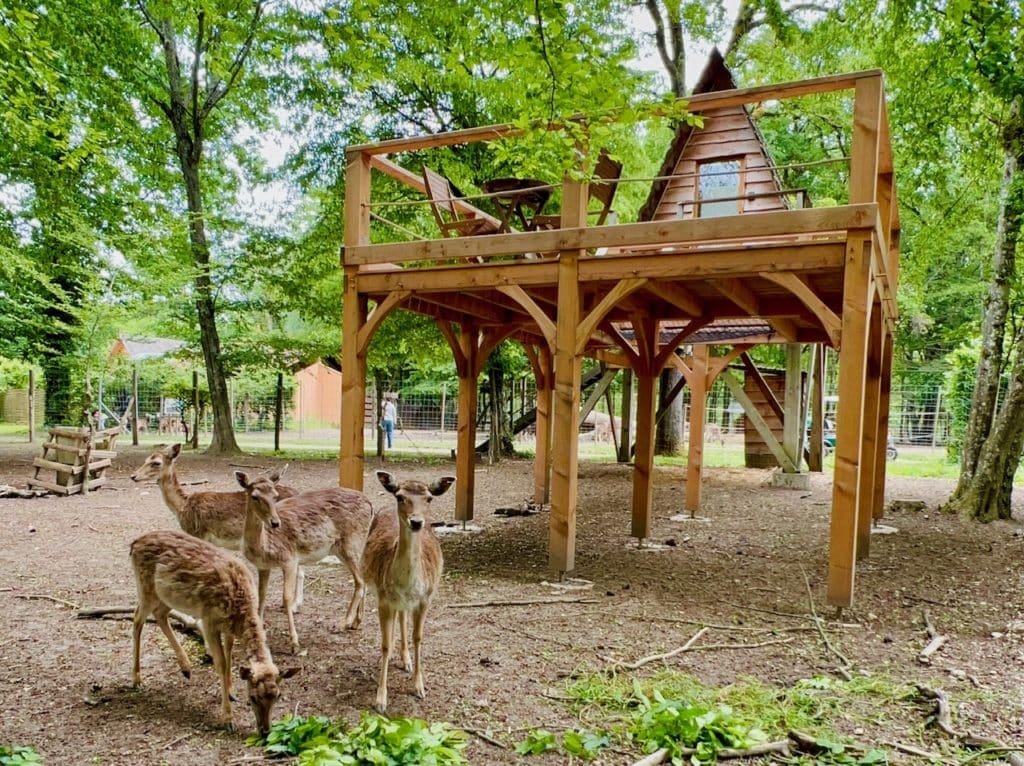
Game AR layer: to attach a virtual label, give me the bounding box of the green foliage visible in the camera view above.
[515,729,558,755]
[0,358,35,390]
[0,745,42,765]
[250,713,468,766]
[515,727,609,760]
[944,341,982,460]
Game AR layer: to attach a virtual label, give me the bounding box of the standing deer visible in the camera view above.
[130,530,298,734]
[235,472,373,653]
[131,444,309,608]
[364,470,454,713]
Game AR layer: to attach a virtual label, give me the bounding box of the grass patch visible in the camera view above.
[0,745,42,765]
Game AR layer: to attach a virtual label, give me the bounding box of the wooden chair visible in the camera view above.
[530,149,624,230]
[423,166,502,238]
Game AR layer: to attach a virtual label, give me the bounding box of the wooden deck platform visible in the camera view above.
[340,70,899,607]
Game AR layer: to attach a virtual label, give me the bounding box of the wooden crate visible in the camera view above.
[27,426,121,495]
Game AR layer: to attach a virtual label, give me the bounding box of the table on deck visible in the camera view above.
[481,178,551,232]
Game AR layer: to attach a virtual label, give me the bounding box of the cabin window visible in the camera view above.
[697,159,743,217]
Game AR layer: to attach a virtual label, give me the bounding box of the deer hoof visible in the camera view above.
[181,668,191,680]
[374,700,388,714]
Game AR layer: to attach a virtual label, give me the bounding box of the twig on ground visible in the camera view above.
[916,685,1024,766]
[490,619,576,649]
[460,726,508,749]
[628,740,793,765]
[181,479,209,486]
[918,609,948,664]
[447,597,600,608]
[631,748,669,766]
[228,463,267,470]
[77,605,201,634]
[14,593,80,610]
[156,732,193,750]
[722,601,810,619]
[881,740,945,760]
[604,626,709,670]
[800,566,852,673]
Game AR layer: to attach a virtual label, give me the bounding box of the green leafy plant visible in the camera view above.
[251,713,467,766]
[515,727,610,760]
[515,729,558,755]
[0,746,42,765]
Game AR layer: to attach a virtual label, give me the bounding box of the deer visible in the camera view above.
[130,530,299,735]
[130,444,309,608]
[234,472,374,654]
[363,470,454,713]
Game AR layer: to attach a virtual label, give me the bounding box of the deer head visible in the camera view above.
[239,661,299,736]
[131,443,182,482]
[376,471,455,532]
[235,472,282,529]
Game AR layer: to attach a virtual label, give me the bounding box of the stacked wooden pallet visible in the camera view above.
[27,426,121,495]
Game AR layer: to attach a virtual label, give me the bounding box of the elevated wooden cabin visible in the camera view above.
[339,63,899,607]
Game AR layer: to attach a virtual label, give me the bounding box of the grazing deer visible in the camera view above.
[131,444,308,608]
[364,470,454,713]
[235,472,373,653]
[130,530,298,735]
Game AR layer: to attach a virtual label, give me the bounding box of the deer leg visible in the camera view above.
[131,598,157,687]
[203,624,233,730]
[154,605,192,680]
[281,563,301,654]
[257,569,270,619]
[411,604,429,699]
[338,544,364,630]
[398,612,412,671]
[375,603,395,713]
[294,566,305,610]
[223,631,236,702]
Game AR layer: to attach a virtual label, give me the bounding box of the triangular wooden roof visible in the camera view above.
[638,48,787,222]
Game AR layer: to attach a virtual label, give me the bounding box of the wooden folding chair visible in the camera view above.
[531,149,624,230]
[422,166,502,238]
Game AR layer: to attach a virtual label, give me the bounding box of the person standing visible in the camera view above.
[381,396,397,449]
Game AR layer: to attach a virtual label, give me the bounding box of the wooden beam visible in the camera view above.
[576,278,648,356]
[549,177,587,574]
[652,317,713,372]
[856,302,883,559]
[685,346,709,514]
[706,344,753,388]
[827,232,873,608]
[740,352,785,422]
[632,371,658,538]
[872,330,893,520]
[617,369,634,463]
[497,284,556,350]
[455,326,480,522]
[712,277,760,315]
[525,344,554,505]
[760,272,842,348]
[347,70,879,155]
[346,204,878,266]
[599,320,643,371]
[340,271,367,490]
[850,75,882,205]
[721,370,797,472]
[647,281,705,316]
[413,291,507,325]
[357,291,410,356]
[783,343,803,471]
[808,345,825,472]
[579,368,617,422]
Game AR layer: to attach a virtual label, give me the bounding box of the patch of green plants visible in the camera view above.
[515,727,610,760]
[557,671,913,764]
[249,713,468,765]
[0,746,42,765]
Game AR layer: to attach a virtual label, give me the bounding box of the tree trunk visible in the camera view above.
[949,103,1024,518]
[655,367,684,455]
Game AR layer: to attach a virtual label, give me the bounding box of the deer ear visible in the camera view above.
[376,471,399,494]
[279,666,301,680]
[429,476,456,497]
[169,443,182,459]
[268,471,281,484]
[239,665,252,680]
[235,471,250,489]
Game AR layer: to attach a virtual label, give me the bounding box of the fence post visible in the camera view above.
[191,371,199,450]
[274,372,283,452]
[28,368,35,443]
[440,382,447,433]
[131,365,140,446]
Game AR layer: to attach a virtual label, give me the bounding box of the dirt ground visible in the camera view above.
[1,441,1023,765]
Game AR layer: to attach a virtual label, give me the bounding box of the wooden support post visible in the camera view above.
[872,328,894,520]
[783,343,802,471]
[549,174,587,574]
[617,369,633,463]
[27,368,35,443]
[455,326,479,522]
[340,268,367,490]
[131,366,139,446]
[340,149,371,490]
[685,346,709,515]
[274,372,283,452]
[827,235,874,606]
[533,346,553,505]
[632,371,658,539]
[809,345,825,471]
[856,303,883,559]
[191,371,199,449]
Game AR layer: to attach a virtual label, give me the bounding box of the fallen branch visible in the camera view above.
[156,732,193,751]
[460,726,508,749]
[916,685,1024,766]
[447,597,600,608]
[14,593,80,610]
[918,609,948,665]
[880,740,944,760]
[628,740,792,766]
[631,748,669,766]
[605,627,709,670]
[800,566,851,673]
[77,605,201,634]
